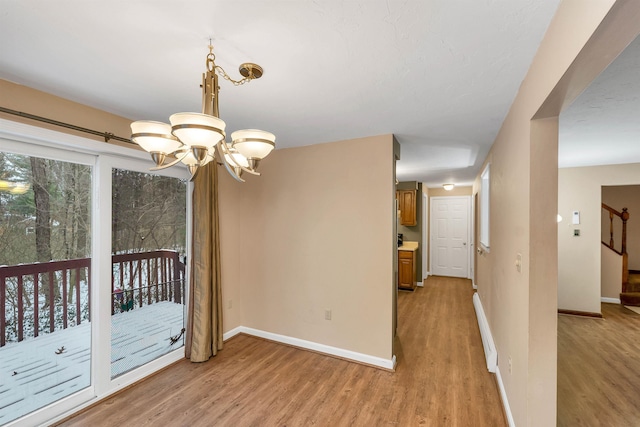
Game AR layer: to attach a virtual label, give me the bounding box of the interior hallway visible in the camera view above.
[57,276,506,426]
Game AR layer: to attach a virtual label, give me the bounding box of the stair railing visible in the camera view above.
[601,203,629,291]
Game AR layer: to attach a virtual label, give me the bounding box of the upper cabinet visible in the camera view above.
[396,189,417,226]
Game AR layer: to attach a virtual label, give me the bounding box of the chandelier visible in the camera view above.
[130,41,275,181]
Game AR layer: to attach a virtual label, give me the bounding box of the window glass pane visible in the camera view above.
[111,169,187,378]
[0,152,91,424]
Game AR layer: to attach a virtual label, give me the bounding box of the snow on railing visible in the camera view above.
[111,250,185,314]
[0,259,90,347]
[0,250,185,347]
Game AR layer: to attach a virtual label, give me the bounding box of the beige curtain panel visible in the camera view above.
[185,162,224,362]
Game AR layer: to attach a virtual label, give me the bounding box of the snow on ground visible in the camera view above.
[0,301,184,425]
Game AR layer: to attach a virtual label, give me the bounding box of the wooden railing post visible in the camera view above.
[1,277,6,347]
[173,252,181,304]
[609,211,614,247]
[602,203,630,293]
[622,207,630,291]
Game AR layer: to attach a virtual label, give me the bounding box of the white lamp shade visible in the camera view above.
[231,129,275,160]
[131,121,183,154]
[224,144,249,168]
[179,148,213,166]
[170,112,226,149]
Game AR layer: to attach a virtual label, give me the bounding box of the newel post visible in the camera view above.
[622,207,629,291]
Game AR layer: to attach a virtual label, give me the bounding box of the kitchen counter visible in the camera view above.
[398,241,419,251]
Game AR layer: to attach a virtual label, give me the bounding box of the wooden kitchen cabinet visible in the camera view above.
[396,189,417,226]
[398,249,416,291]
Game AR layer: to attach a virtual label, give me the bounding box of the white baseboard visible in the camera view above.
[472,280,478,290]
[223,326,396,370]
[495,366,516,427]
[472,293,497,373]
[601,297,621,304]
[416,281,423,287]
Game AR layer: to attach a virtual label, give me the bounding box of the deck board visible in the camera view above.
[0,301,184,425]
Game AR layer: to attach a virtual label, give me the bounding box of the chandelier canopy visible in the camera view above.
[130,41,275,181]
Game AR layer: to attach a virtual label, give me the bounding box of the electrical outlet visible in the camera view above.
[508,356,512,374]
[227,299,232,310]
[325,309,332,320]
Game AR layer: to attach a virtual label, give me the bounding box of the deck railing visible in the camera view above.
[0,250,185,347]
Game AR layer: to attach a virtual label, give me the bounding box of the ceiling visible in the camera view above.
[559,34,640,169]
[0,1,565,187]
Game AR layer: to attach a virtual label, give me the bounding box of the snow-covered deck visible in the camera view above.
[0,301,184,425]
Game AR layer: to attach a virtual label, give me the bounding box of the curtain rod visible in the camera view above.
[0,106,134,145]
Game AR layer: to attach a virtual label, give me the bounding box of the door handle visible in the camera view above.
[463,242,467,246]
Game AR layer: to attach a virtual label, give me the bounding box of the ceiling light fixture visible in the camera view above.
[130,41,275,181]
[443,183,455,191]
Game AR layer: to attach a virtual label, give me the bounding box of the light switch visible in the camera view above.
[572,211,580,225]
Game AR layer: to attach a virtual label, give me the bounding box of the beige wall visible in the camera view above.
[0,79,133,149]
[427,186,472,198]
[471,1,638,425]
[602,245,623,299]
[219,135,395,360]
[559,164,640,312]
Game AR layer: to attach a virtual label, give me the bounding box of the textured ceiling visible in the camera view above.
[559,34,640,168]
[0,1,563,186]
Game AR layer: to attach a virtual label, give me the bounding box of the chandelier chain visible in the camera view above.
[215,65,252,86]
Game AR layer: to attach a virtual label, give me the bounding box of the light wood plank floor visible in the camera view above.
[56,276,506,426]
[558,303,640,427]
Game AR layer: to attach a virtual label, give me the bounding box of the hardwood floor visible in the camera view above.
[558,303,640,427]
[56,276,506,426]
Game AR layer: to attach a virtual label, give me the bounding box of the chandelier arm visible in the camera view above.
[216,143,246,182]
[218,141,260,176]
[150,149,190,171]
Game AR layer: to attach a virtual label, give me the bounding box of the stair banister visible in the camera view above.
[601,203,629,291]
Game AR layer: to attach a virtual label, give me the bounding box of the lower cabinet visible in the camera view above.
[398,250,416,291]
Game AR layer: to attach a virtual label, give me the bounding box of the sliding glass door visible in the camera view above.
[0,149,93,425]
[0,122,190,426]
[110,169,187,378]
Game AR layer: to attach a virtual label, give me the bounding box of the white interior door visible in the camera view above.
[430,196,470,278]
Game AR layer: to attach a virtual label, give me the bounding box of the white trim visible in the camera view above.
[472,293,497,372]
[422,191,428,280]
[223,326,396,370]
[223,326,244,341]
[472,281,478,290]
[470,192,476,284]
[601,297,621,304]
[416,281,423,288]
[480,164,491,252]
[495,366,516,427]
